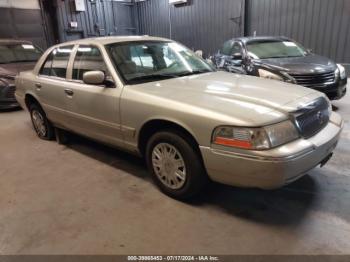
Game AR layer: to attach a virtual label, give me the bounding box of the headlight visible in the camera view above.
[212,120,299,150]
[264,121,299,148]
[337,64,346,79]
[258,69,284,81]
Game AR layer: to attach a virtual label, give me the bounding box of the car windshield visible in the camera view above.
[246,40,308,59]
[106,41,214,84]
[0,43,42,64]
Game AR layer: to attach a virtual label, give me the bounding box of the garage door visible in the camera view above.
[0,0,47,49]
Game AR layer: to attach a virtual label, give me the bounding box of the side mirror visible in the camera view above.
[232,52,243,60]
[306,48,313,54]
[83,71,105,85]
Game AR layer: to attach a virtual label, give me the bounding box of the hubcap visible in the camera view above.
[32,110,46,137]
[151,143,186,190]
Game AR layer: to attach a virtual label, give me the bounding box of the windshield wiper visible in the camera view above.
[177,70,211,77]
[284,55,303,58]
[263,56,285,59]
[7,60,37,63]
[127,70,212,84]
[264,55,302,59]
[127,74,180,83]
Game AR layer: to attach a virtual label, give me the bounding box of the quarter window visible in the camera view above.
[40,45,73,78]
[72,45,110,81]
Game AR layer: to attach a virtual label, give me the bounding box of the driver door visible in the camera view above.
[65,44,123,147]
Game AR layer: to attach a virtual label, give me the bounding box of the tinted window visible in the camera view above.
[40,45,73,78]
[221,41,233,55]
[232,42,243,55]
[246,40,307,59]
[72,45,110,81]
[0,43,42,64]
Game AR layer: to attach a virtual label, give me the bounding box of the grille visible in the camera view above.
[293,97,329,138]
[289,71,335,88]
[5,85,16,99]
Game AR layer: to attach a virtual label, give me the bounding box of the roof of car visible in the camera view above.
[231,36,292,43]
[0,39,34,45]
[55,35,170,47]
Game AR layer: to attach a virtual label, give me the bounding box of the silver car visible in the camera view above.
[15,36,343,199]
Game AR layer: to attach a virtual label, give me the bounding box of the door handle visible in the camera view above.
[64,89,74,96]
[35,83,41,89]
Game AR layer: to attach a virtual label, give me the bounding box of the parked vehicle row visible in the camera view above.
[0,40,42,109]
[15,36,343,199]
[213,36,347,100]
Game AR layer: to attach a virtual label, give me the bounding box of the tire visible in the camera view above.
[146,130,208,200]
[29,103,54,140]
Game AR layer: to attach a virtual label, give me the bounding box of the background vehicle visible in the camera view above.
[0,39,42,109]
[213,36,347,100]
[15,36,342,200]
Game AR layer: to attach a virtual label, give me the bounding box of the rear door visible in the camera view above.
[64,44,123,146]
[36,45,74,127]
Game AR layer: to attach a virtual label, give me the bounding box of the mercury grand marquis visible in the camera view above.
[15,36,343,199]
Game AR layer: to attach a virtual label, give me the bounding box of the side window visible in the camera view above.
[232,42,243,55]
[40,45,73,78]
[221,41,233,55]
[72,45,110,81]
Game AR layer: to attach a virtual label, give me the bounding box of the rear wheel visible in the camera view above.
[146,130,208,199]
[29,103,54,140]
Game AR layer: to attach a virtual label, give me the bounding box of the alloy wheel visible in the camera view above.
[31,110,47,137]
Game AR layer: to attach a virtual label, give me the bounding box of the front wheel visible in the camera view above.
[29,103,54,140]
[146,131,208,200]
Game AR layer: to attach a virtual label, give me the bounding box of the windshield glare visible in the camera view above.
[246,40,307,59]
[0,44,42,64]
[106,41,214,84]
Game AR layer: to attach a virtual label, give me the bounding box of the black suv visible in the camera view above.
[213,36,347,100]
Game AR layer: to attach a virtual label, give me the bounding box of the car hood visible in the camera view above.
[256,54,337,74]
[130,71,323,126]
[0,62,37,84]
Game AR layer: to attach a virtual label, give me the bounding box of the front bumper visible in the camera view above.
[200,113,343,189]
[0,99,20,109]
[314,78,347,100]
[0,85,19,109]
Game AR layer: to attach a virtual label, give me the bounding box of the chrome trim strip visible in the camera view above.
[200,146,314,162]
